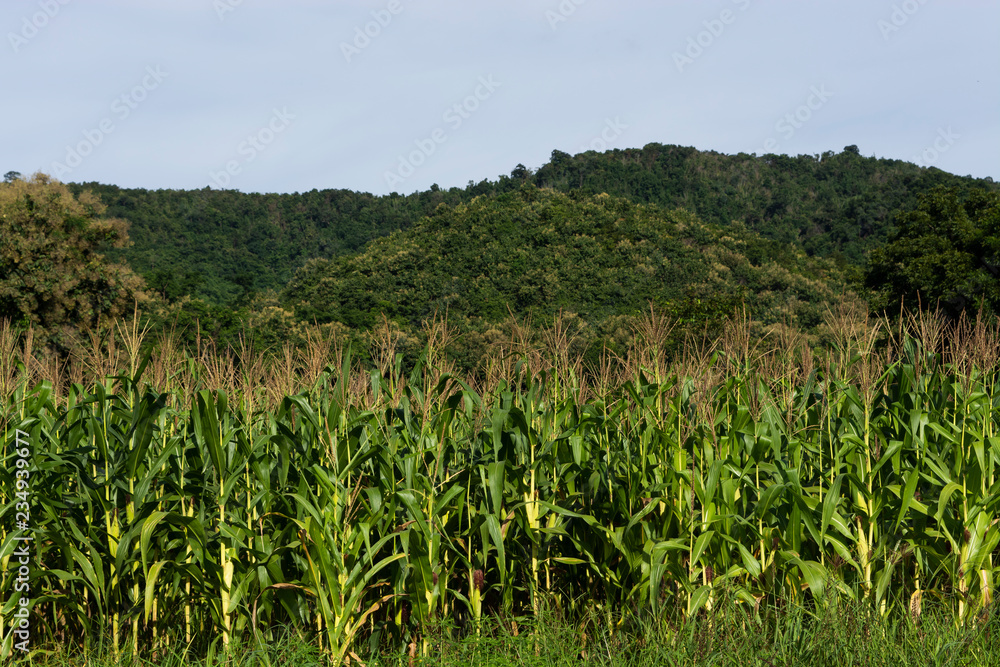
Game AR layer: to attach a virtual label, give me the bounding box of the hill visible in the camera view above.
[531,144,998,263]
[64,184,464,304]
[69,145,998,307]
[280,186,850,366]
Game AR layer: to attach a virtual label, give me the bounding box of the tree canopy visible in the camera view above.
[67,146,997,308]
[281,186,849,368]
[0,174,147,348]
[866,187,1000,318]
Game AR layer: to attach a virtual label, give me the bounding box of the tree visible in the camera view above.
[866,187,1000,318]
[0,173,148,349]
[549,150,572,166]
[3,171,21,183]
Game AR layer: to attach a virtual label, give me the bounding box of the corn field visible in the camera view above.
[1,307,1000,663]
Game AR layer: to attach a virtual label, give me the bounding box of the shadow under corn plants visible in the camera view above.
[651,594,1000,667]
[368,596,1000,667]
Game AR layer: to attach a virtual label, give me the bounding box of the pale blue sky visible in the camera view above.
[2,0,997,195]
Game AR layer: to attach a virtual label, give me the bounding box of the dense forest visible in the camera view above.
[532,145,997,262]
[1,144,997,365]
[282,186,847,368]
[61,184,449,305]
[65,144,997,307]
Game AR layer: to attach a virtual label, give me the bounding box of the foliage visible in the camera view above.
[866,187,1000,319]
[0,174,147,350]
[281,186,847,370]
[67,147,997,307]
[66,182,467,306]
[531,145,998,265]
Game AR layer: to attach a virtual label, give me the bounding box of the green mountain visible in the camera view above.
[531,145,998,263]
[281,185,849,363]
[65,184,463,304]
[69,145,998,308]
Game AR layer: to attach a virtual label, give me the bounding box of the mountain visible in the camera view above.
[280,185,849,367]
[65,184,463,304]
[530,145,998,263]
[69,145,997,307]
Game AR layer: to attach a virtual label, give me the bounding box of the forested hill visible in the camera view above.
[530,145,998,263]
[65,184,462,304]
[281,186,847,343]
[69,145,997,305]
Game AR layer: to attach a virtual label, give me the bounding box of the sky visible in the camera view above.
[2,0,998,196]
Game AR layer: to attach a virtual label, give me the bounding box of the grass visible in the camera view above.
[23,598,1000,666]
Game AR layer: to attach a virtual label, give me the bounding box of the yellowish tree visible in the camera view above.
[0,173,147,349]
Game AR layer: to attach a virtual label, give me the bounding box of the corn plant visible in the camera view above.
[2,311,1000,663]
